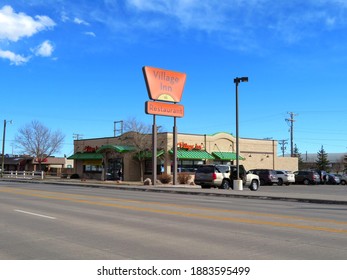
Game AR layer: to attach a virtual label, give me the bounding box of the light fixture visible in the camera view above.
[234,77,249,83]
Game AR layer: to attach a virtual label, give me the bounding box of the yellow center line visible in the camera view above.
[1,187,347,234]
[2,186,346,225]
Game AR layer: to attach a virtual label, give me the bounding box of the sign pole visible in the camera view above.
[233,77,248,191]
[152,114,157,186]
[173,116,178,185]
[143,66,186,187]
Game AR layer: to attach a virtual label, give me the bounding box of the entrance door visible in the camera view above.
[107,158,123,180]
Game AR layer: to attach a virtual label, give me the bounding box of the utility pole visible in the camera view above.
[114,121,124,137]
[1,120,12,178]
[73,133,83,140]
[285,112,298,157]
[279,139,288,157]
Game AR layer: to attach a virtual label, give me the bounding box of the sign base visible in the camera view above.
[233,179,243,191]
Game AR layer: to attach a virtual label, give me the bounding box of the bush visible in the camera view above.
[159,173,172,184]
[178,172,192,184]
[70,173,80,179]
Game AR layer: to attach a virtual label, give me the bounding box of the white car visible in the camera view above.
[194,164,260,191]
[338,174,347,185]
[332,174,347,185]
[275,170,295,186]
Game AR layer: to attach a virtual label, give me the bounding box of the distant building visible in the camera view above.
[300,153,346,173]
[2,156,32,171]
[1,155,73,175]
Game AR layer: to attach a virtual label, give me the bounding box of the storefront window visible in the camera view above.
[177,160,204,172]
[84,165,103,172]
[213,161,233,165]
[144,160,152,175]
[144,159,163,175]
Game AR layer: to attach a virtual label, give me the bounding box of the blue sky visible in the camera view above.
[1,0,346,157]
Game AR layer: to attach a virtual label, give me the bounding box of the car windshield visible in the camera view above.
[216,166,229,173]
[196,166,214,173]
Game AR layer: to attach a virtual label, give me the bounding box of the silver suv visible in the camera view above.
[194,164,260,191]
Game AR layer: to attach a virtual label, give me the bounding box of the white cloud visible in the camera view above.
[84,31,96,37]
[61,11,69,22]
[127,0,228,32]
[0,5,55,42]
[33,40,54,57]
[125,0,347,49]
[0,49,30,65]
[74,17,89,26]
[325,17,336,28]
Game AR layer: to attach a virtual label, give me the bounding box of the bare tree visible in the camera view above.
[335,155,346,173]
[123,118,152,182]
[15,120,65,171]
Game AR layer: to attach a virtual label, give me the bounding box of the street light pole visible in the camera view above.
[233,77,248,190]
[1,120,12,178]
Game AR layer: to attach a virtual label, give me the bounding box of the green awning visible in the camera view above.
[67,152,103,160]
[170,150,215,160]
[137,149,165,159]
[212,152,245,160]
[96,145,135,153]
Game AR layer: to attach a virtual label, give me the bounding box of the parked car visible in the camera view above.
[248,169,279,186]
[333,174,347,185]
[293,170,320,185]
[194,164,260,191]
[316,170,329,184]
[194,164,229,189]
[327,174,340,185]
[275,170,295,186]
[229,165,260,191]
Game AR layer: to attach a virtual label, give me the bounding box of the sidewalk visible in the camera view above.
[2,177,347,205]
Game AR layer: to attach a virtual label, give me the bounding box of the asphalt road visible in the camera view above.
[1,181,347,260]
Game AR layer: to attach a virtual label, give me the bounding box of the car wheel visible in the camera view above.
[249,179,259,191]
[341,180,346,185]
[303,179,310,185]
[278,178,283,186]
[221,179,231,190]
[260,179,265,186]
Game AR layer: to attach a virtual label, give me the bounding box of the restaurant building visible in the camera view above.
[68,131,298,181]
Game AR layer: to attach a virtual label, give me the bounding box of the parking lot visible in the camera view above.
[155,182,347,205]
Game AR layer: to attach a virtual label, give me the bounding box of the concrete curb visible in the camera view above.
[2,178,347,205]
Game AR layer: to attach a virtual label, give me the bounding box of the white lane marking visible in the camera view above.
[14,209,56,220]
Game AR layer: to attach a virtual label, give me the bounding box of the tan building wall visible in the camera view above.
[275,157,299,172]
[70,132,298,181]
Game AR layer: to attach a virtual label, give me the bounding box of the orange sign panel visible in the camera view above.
[143,66,186,103]
[145,101,184,118]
